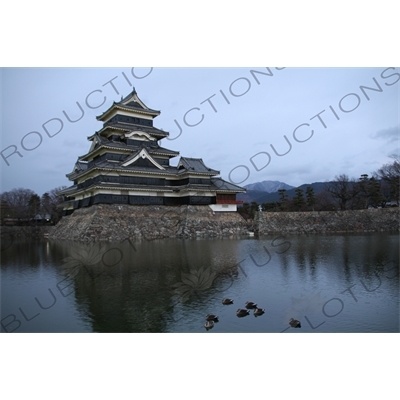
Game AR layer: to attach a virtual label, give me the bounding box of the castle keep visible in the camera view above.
[60,89,245,214]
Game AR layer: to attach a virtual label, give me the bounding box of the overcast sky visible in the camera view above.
[1,67,399,195]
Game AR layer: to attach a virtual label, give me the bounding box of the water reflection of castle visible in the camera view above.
[60,89,245,215]
[67,239,243,333]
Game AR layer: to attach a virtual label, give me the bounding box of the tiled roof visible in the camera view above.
[178,157,219,175]
[211,178,247,192]
[96,90,161,121]
[125,101,144,109]
[84,182,173,192]
[67,161,88,176]
[151,146,180,156]
[79,138,179,161]
[89,160,175,173]
[58,185,78,195]
[99,122,169,138]
[116,90,160,113]
[96,140,175,153]
[59,180,244,198]
[66,159,225,180]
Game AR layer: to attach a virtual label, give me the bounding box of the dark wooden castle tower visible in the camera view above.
[60,89,245,215]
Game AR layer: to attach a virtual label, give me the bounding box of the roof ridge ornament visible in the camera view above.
[122,147,166,170]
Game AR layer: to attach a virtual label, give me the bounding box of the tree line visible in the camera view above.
[0,186,67,225]
[1,157,398,223]
[238,156,399,219]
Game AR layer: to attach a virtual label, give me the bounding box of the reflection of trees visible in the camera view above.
[1,239,70,271]
[277,233,399,284]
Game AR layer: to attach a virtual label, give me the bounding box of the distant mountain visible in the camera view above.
[238,182,329,204]
[244,180,294,193]
[237,190,269,204]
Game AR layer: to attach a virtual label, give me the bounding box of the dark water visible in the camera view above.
[1,233,399,333]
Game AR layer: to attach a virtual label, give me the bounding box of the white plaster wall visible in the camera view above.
[208,204,237,212]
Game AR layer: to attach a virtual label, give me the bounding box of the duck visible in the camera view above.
[206,314,219,322]
[222,298,234,305]
[253,308,265,316]
[245,301,257,309]
[236,309,250,317]
[204,320,214,330]
[289,318,301,328]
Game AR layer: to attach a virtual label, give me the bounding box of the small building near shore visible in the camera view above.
[59,89,245,214]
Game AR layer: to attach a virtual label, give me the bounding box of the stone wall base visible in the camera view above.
[48,206,399,242]
[256,208,399,235]
[51,204,252,242]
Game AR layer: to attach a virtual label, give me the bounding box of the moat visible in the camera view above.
[1,232,398,333]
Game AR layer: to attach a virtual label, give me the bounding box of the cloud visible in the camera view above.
[371,126,399,143]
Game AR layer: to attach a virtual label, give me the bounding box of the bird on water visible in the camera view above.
[245,301,257,309]
[253,308,265,316]
[289,318,301,328]
[236,309,250,317]
[204,320,214,330]
[222,298,234,305]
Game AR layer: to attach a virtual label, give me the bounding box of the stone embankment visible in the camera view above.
[47,206,399,242]
[256,208,399,235]
[51,204,252,242]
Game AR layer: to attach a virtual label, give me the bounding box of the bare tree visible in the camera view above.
[325,174,357,211]
[374,155,400,205]
[47,186,67,223]
[0,187,35,220]
[0,186,68,224]
[314,190,336,211]
[325,174,349,210]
